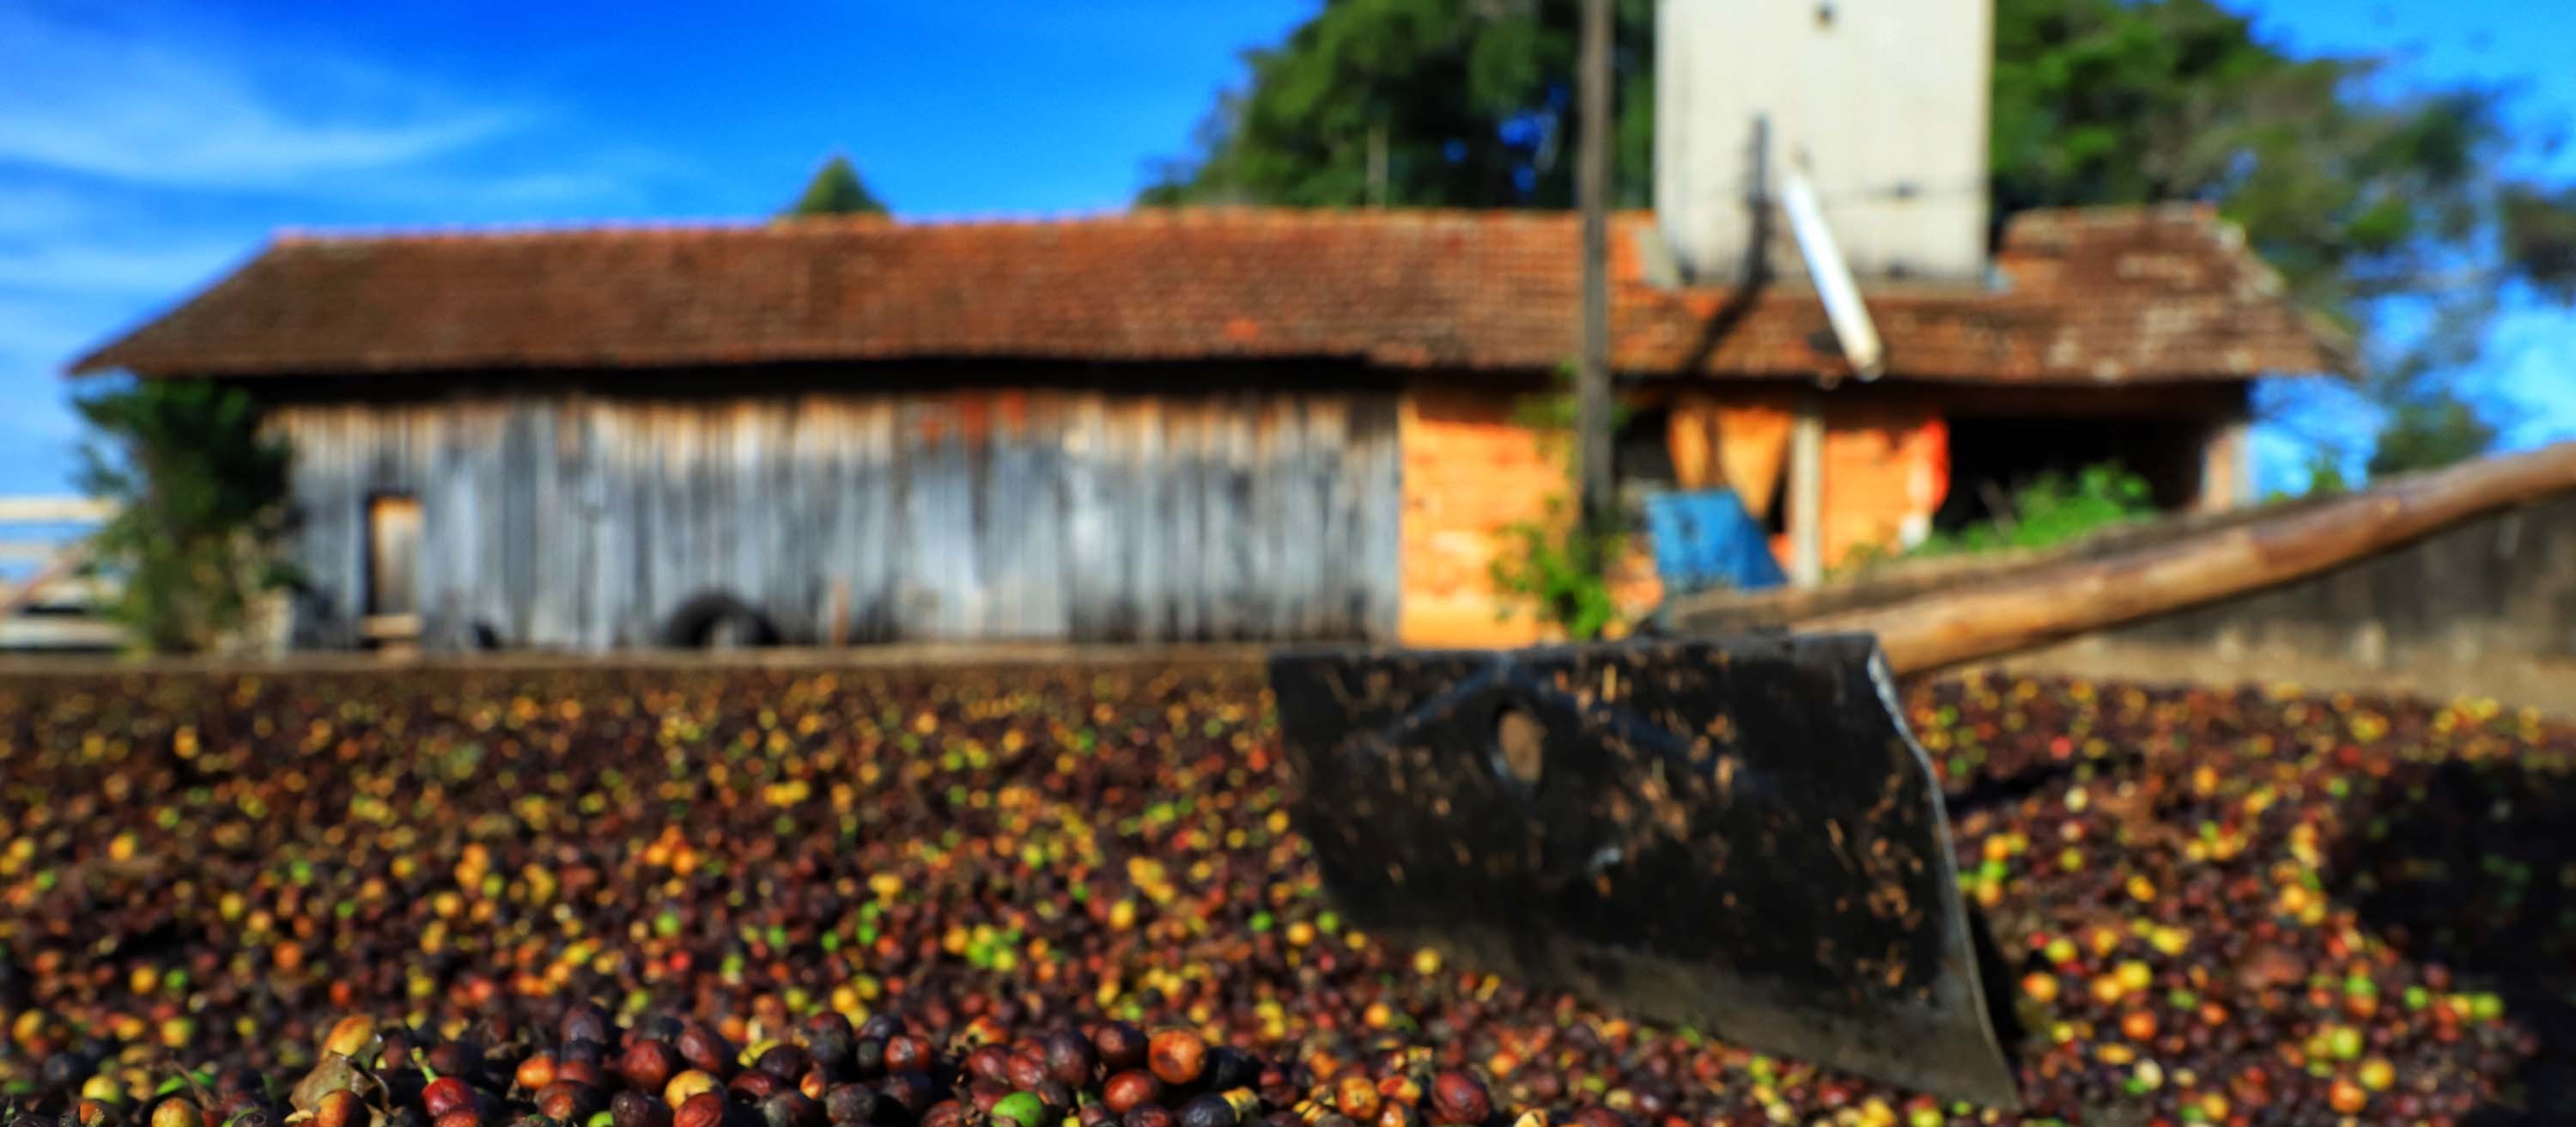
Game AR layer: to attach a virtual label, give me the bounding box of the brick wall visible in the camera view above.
[1394,387,1662,646]
[1398,387,1561,645]
[1776,396,1949,570]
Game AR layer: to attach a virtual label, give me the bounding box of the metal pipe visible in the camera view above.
[1779,168,1885,379]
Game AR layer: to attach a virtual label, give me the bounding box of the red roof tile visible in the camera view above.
[70,204,2345,385]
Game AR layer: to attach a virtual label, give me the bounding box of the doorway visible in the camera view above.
[363,493,422,646]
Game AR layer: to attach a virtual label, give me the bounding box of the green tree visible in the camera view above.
[1988,0,2576,476]
[2367,393,2497,477]
[1151,0,2576,476]
[784,155,889,217]
[1139,0,1655,209]
[75,380,298,654]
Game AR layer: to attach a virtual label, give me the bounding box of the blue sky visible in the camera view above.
[3,0,2570,498]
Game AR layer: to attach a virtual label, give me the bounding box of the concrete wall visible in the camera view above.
[2081,492,2576,673]
[1656,0,1993,283]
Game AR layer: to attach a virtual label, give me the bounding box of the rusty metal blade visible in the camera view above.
[1268,633,2020,1109]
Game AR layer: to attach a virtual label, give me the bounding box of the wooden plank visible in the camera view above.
[572,399,611,650]
[477,403,516,645]
[0,542,81,564]
[1126,396,1167,641]
[1060,393,1110,641]
[0,617,126,649]
[0,543,94,622]
[432,404,485,649]
[773,399,817,639]
[1305,394,1352,638]
[0,497,115,523]
[979,402,1038,638]
[729,401,768,629]
[519,399,570,647]
[844,399,896,643]
[1358,392,1405,640]
[909,400,980,640]
[1022,393,1068,639]
[15,575,119,606]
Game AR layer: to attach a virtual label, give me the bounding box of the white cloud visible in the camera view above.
[0,5,686,492]
[0,6,523,193]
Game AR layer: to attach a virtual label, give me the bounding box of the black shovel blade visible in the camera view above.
[1267,633,2020,1110]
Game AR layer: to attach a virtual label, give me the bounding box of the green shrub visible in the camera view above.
[76,381,299,654]
[1913,462,2157,558]
[1487,375,1630,641]
[1490,496,1627,642]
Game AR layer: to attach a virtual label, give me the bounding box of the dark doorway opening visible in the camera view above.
[1936,416,2208,532]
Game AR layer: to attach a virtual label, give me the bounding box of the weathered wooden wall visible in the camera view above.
[270,388,1403,650]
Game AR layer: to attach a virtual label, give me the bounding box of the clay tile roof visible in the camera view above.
[70,204,2347,385]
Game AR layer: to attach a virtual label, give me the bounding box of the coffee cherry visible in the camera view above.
[1102,1072,1163,1115]
[1041,1032,1097,1088]
[665,1073,721,1108]
[513,1056,558,1094]
[881,1039,934,1078]
[752,1048,804,1084]
[611,1092,671,1127]
[561,1005,614,1049]
[1092,1026,1148,1075]
[759,1092,820,1127]
[422,1079,476,1119]
[1005,1052,1049,1093]
[821,1085,884,1127]
[677,1028,736,1081]
[1145,1033,1205,1087]
[674,1092,727,1127]
[876,1073,936,1118]
[1176,1095,1234,1127]
[989,1093,1046,1127]
[1428,1074,1490,1126]
[315,1091,369,1127]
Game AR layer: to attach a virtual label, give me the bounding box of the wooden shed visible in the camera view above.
[71,205,2338,651]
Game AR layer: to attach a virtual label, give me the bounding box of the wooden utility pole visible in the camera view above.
[1576,0,1614,529]
[1789,393,1825,586]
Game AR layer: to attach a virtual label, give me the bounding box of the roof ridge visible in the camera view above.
[265,205,1609,247]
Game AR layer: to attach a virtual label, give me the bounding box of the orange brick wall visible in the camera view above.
[1768,397,1949,571]
[1397,387,1664,646]
[1399,388,1558,645]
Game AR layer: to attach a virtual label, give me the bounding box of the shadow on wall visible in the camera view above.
[2329,757,2576,1124]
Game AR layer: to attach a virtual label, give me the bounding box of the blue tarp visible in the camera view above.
[1643,489,1787,593]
